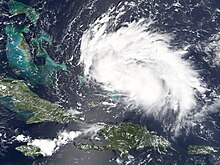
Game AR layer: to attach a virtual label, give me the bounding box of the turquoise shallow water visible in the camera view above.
[1,0,220,164]
[5,0,67,86]
[6,24,67,86]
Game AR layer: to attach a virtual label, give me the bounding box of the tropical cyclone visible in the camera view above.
[80,5,207,131]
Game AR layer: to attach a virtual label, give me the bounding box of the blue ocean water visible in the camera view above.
[0,0,220,164]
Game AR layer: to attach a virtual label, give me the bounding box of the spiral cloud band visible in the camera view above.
[80,11,206,130]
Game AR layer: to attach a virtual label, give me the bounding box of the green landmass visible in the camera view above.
[6,0,170,161]
[188,145,218,155]
[6,0,67,86]
[0,77,79,124]
[16,123,170,158]
[8,0,39,24]
[16,145,42,158]
[75,123,171,157]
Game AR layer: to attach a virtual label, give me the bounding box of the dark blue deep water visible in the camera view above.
[1,0,220,164]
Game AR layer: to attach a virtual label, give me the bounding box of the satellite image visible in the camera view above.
[0,0,220,164]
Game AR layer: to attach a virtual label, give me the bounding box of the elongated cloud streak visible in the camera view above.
[16,124,104,156]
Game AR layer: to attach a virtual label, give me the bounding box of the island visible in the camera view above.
[0,77,79,124]
[16,123,170,158]
[188,145,218,155]
[16,145,42,158]
[75,123,171,157]
[6,0,67,86]
[7,0,170,161]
